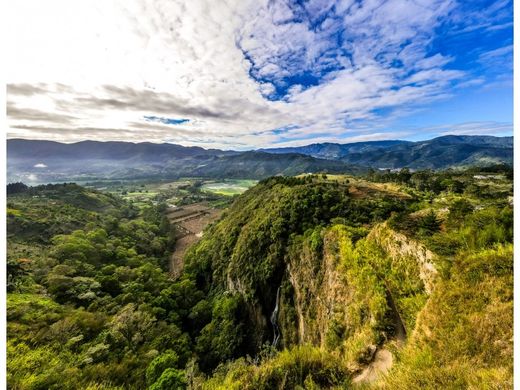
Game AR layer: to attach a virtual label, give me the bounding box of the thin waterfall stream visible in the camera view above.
[270,286,281,348]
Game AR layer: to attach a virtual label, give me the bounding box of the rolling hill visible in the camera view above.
[6,170,513,388]
[263,135,513,169]
[182,173,512,387]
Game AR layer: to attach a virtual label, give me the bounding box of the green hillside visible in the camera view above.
[6,168,513,389]
[7,183,134,243]
[186,170,512,388]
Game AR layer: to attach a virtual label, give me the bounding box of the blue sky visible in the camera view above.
[144,116,190,125]
[6,0,514,148]
[238,0,513,144]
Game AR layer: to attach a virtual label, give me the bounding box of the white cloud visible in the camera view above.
[391,121,513,141]
[435,121,513,136]
[5,0,511,148]
[478,44,513,62]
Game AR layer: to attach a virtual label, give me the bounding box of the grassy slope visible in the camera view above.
[193,174,512,388]
[382,244,513,389]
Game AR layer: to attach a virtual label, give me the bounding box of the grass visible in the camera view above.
[201,180,258,196]
[7,208,22,217]
[381,244,513,389]
[202,345,351,390]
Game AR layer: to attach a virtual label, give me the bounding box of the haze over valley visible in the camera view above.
[7,135,513,184]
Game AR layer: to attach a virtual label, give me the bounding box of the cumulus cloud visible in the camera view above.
[6,0,512,148]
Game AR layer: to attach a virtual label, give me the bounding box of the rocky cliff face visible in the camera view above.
[367,223,438,294]
[183,178,434,374]
[285,228,352,348]
[273,223,437,374]
[218,220,437,363]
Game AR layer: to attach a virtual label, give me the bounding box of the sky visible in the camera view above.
[6,0,513,149]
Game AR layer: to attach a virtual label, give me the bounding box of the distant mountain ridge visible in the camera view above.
[261,140,412,159]
[262,135,513,169]
[7,139,235,161]
[7,135,512,183]
[7,139,362,183]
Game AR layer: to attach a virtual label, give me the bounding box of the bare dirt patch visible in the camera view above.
[352,284,407,386]
[348,180,412,200]
[352,349,394,384]
[167,203,222,278]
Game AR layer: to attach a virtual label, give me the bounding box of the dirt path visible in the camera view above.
[352,349,394,384]
[352,285,406,385]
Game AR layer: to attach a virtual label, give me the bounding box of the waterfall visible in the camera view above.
[270,286,281,348]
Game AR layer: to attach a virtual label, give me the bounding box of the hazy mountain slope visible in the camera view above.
[261,140,410,159]
[343,143,512,169]
[7,140,361,182]
[7,135,512,183]
[188,151,365,178]
[263,135,513,169]
[7,139,232,161]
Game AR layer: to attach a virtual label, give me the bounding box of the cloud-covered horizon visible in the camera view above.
[6,0,513,149]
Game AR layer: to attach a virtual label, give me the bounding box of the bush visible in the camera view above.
[146,351,180,386]
[149,368,186,390]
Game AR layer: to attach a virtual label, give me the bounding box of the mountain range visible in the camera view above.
[262,135,513,169]
[7,135,513,183]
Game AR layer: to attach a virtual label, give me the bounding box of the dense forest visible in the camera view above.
[6,166,513,389]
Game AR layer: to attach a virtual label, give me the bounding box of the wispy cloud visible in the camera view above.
[398,121,513,141]
[6,0,513,148]
[434,121,513,137]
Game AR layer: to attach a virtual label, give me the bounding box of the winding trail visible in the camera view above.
[352,349,394,384]
[352,285,406,385]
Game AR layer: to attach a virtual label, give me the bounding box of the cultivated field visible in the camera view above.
[201,179,257,196]
[167,202,222,278]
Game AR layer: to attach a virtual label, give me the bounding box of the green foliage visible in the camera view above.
[110,304,156,350]
[7,183,134,244]
[195,295,247,371]
[6,169,513,389]
[331,226,389,361]
[447,198,474,226]
[149,368,186,390]
[417,210,441,236]
[6,184,191,389]
[203,345,350,390]
[7,182,29,195]
[7,257,31,292]
[146,351,180,385]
